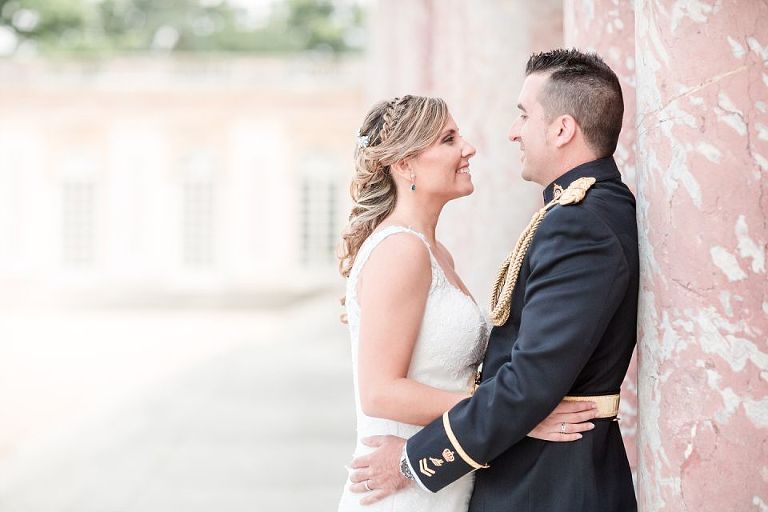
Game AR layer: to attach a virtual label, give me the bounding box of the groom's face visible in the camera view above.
[508,73,556,185]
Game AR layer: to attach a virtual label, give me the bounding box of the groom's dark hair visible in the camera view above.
[526,48,624,158]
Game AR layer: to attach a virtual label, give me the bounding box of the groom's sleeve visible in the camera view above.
[405,205,630,492]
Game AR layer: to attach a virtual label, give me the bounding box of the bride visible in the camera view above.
[337,96,596,511]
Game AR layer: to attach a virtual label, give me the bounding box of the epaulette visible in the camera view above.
[555,176,597,206]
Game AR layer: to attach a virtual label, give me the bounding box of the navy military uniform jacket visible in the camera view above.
[405,157,639,512]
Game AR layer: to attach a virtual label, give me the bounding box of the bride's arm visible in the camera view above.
[356,233,468,426]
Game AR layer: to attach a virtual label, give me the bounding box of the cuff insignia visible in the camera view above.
[418,458,436,477]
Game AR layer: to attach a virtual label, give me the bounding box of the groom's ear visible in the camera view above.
[552,114,578,148]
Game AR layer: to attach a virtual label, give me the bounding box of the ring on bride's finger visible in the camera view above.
[560,422,567,434]
[364,480,373,492]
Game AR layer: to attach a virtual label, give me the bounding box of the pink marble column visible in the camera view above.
[634,1,768,510]
[564,0,639,477]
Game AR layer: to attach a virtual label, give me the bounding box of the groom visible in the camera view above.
[348,48,639,511]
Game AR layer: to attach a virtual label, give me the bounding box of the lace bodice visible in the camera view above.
[346,226,488,393]
[338,225,489,512]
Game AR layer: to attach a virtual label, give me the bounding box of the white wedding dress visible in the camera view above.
[338,226,490,512]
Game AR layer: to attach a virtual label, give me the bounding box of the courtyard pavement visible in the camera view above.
[0,292,356,511]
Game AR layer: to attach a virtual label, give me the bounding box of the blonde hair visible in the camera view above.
[338,95,448,279]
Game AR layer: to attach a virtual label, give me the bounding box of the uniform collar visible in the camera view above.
[543,156,620,203]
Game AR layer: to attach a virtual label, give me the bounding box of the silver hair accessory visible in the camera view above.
[356,130,370,149]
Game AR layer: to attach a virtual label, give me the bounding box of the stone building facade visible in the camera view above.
[0,56,365,305]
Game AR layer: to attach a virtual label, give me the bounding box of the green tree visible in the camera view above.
[0,0,366,56]
[279,0,364,53]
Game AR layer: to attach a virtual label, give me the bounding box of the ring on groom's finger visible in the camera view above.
[560,422,567,434]
[364,480,373,492]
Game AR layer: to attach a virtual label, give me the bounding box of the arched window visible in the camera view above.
[60,151,99,268]
[179,148,217,268]
[299,154,342,268]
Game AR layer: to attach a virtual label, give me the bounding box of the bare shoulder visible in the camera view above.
[358,231,432,294]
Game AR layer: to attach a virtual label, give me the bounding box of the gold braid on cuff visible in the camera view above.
[489,177,597,327]
[442,412,489,470]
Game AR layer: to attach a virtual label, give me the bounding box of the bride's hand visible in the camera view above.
[528,399,598,441]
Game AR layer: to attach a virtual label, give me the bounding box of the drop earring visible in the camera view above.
[410,173,416,192]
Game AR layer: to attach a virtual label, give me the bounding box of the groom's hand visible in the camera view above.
[348,435,410,505]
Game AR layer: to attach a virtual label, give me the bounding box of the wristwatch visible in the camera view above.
[399,447,415,481]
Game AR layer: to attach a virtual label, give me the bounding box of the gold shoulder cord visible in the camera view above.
[489,177,597,327]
